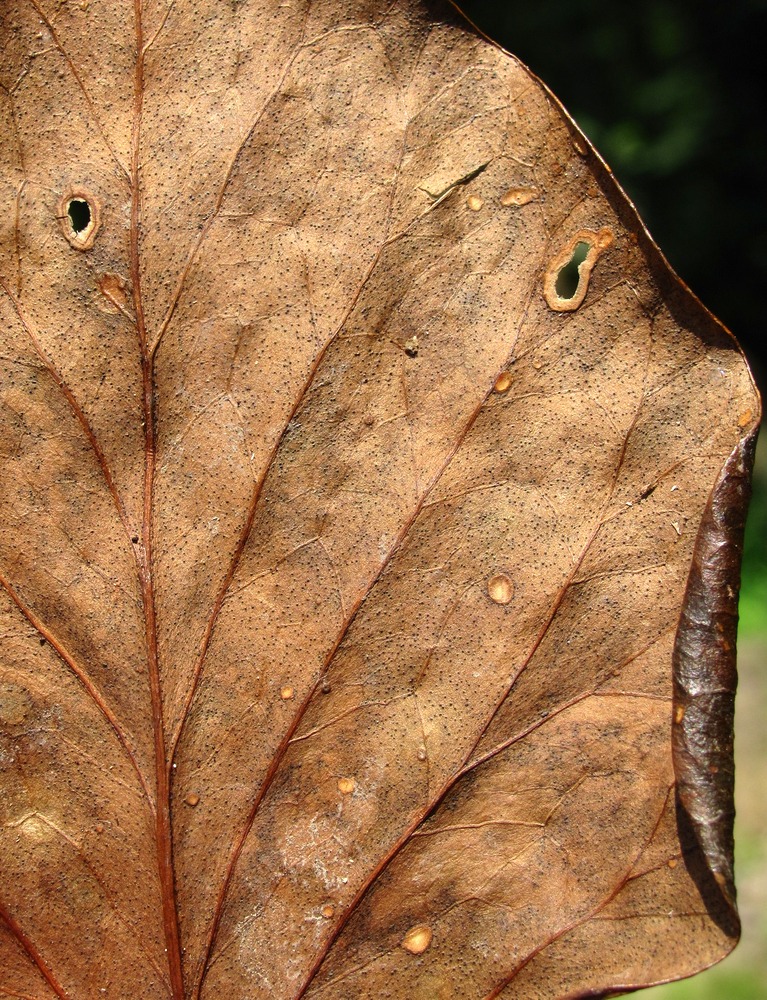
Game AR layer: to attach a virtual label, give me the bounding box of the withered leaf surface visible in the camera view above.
[0,1,760,997]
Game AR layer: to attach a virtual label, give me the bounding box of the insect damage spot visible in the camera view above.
[58,189,100,250]
[98,273,130,313]
[487,573,514,605]
[500,186,538,207]
[738,409,754,428]
[544,228,613,312]
[401,924,433,955]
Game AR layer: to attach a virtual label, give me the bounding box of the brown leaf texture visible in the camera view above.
[0,1,760,997]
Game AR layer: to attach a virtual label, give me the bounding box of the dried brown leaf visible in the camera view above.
[0,1,760,998]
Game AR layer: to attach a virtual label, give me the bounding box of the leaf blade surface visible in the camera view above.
[0,1,759,997]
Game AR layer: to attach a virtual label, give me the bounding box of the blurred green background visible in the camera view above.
[456,1,767,997]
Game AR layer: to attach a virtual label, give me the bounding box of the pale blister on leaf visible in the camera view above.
[0,1,760,998]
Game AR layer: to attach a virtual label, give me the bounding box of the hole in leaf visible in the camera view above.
[67,198,91,234]
[555,241,591,300]
[58,189,100,250]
